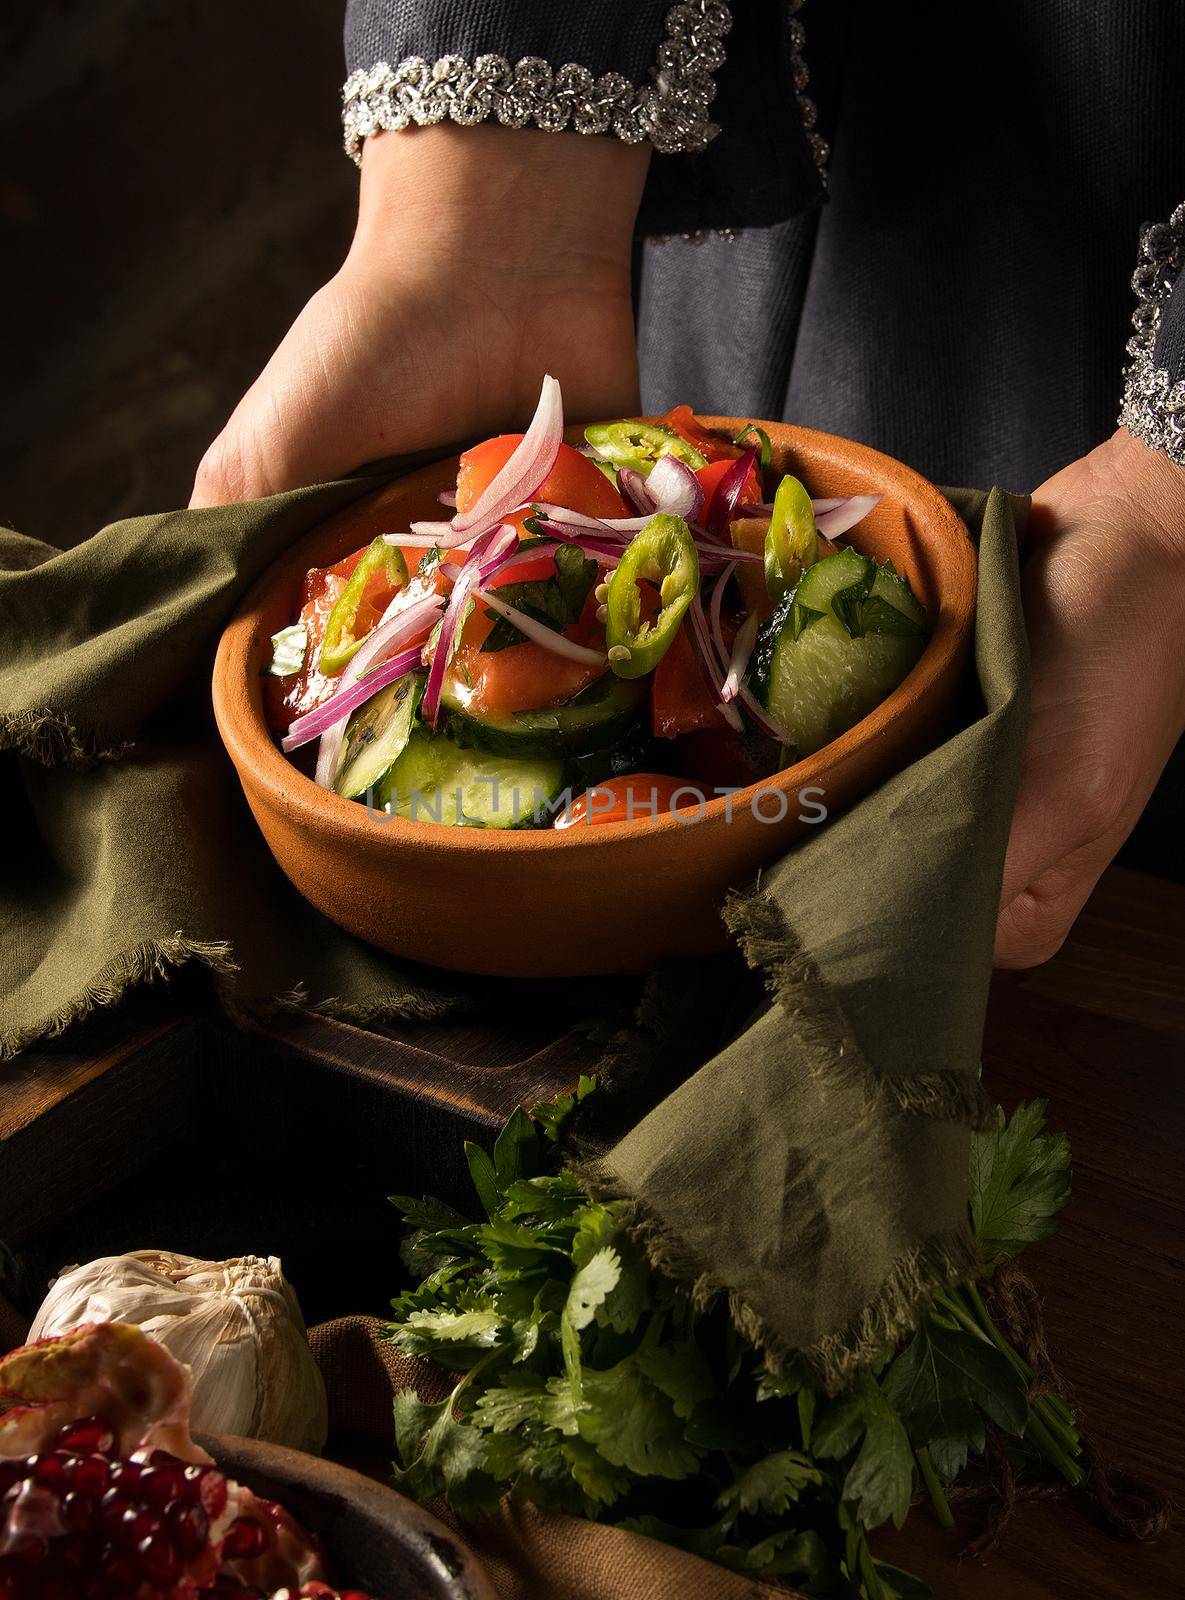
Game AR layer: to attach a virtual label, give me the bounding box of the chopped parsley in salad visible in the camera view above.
[265,378,929,828]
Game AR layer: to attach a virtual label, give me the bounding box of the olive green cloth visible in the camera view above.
[0,481,1027,1387]
[0,468,465,1060]
[587,488,1028,1385]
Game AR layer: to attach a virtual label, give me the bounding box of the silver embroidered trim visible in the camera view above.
[1118,200,1185,466]
[646,3,827,247]
[788,0,828,181]
[342,2,731,162]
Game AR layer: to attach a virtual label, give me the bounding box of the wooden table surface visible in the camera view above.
[2,864,1181,1599]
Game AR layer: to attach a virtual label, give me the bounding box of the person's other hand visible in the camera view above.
[190,125,648,506]
[996,427,1185,966]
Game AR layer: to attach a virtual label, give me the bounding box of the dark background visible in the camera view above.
[1,0,354,547]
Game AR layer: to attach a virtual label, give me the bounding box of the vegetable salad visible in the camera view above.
[266,378,929,827]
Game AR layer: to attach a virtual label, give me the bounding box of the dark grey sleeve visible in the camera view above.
[1119,203,1185,466]
[341,2,827,237]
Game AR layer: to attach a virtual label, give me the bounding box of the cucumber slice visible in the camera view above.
[375,730,567,828]
[441,672,644,758]
[750,551,928,757]
[333,673,424,799]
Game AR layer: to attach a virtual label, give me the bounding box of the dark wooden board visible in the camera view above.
[1,866,1181,1598]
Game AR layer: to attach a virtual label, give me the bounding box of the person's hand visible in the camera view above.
[190,125,649,507]
[995,426,1185,966]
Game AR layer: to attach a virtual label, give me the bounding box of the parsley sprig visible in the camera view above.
[386,1093,1079,1597]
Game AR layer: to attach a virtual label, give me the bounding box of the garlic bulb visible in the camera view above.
[28,1252,328,1454]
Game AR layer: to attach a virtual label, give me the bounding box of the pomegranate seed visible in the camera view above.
[100,1487,133,1526]
[220,1515,269,1559]
[108,1460,143,1490]
[59,1490,98,1531]
[118,1506,162,1547]
[67,1456,110,1497]
[137,1529,180,1585]
[32,1454,69,1490]
[53,1417,115,1458]
[139,1461,186,1507]
[166,1499,209,1557]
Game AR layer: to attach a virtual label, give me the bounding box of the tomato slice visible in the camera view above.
[449,586,606,718]
[661,405,739,464]
[441,433,625,717]
[456,436,629,520]
[264,551,363,730]
[651,621,723,738]
[555,773,710,828]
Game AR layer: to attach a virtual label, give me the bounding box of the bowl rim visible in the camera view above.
[212,420,977,856]
[200,1430,499,1600]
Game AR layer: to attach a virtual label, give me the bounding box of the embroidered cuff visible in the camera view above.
[342,1,731,162]
[1118,202,1185,467]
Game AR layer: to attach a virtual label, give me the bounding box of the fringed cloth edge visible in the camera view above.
[2,708,130,767]
[722,886,997,1133]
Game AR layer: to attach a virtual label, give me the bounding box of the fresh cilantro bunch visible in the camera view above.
[387,1089,1077,1600]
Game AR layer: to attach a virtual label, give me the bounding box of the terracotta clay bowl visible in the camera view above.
[203,1433,496,1600]
[212,420,977,976]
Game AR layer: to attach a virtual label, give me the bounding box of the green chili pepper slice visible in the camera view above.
[584,420,709,474]
[605,514,700,679]
[320,538,409,675]
[764,474,819,602]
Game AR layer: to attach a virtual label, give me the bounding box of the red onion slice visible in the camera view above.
[533,503,652,536]
[529,522,623,564]
[617,467,656,515]
[475,589,608,666]
[735,681,796,747]
[685,592,743,733]
[708,562,738,675]
[748,496,861,519]
[703,447,758,539]
[479,545,555,586]
[646,454,704,521]
[722,613,759,704]
[437,488,457,507]
[815,494,881,538]
[282,646,423,753]
[477,523,520,581]
[449,375,563,535]
[391,528,471,549]
[420,571,477,728]
[532,509,761,566]
[419,520,508,727]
